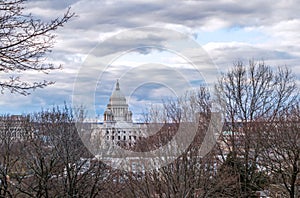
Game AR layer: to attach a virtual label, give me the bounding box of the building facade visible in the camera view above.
[91,80,146,148]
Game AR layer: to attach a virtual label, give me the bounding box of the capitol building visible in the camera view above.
[91,80,146,149]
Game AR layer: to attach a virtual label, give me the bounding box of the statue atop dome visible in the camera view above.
[116,79,120,90]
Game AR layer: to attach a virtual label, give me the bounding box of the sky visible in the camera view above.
[1,0,300,121]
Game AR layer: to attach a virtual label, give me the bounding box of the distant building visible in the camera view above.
[0,115,32,141]
[91,80,146,149]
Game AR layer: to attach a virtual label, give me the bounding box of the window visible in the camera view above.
[123,136,126,141]
[118,136,121,140]
[106,136,109,140]
[112,136,114,140]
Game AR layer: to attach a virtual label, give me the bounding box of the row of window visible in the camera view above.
[106,130,142,134]
[106,135,142,141]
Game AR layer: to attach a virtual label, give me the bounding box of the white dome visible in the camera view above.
[104,80,132,123]
[109,80,127,105]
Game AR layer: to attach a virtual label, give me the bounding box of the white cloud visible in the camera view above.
[2,0,300,117]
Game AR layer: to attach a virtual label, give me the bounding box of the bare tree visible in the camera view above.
[0,0,74,95]
[16,136,61,197]
[33,107,108,197]
[8,107,112,197]
[260,104,300,198]
[215,60,298,196]
[122,87,227,197]
[0,115,30,197]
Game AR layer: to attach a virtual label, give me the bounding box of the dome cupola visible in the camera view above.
[109,79,127,105]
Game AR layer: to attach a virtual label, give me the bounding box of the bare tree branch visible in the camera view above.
[0,0,74,95]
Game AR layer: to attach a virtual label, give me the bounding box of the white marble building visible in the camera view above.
[91,80,146,148]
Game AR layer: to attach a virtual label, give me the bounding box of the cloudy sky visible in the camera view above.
[1,0,300,120]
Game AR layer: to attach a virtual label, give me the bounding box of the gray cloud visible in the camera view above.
[27,0,300,31]
[2,0,300,116]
